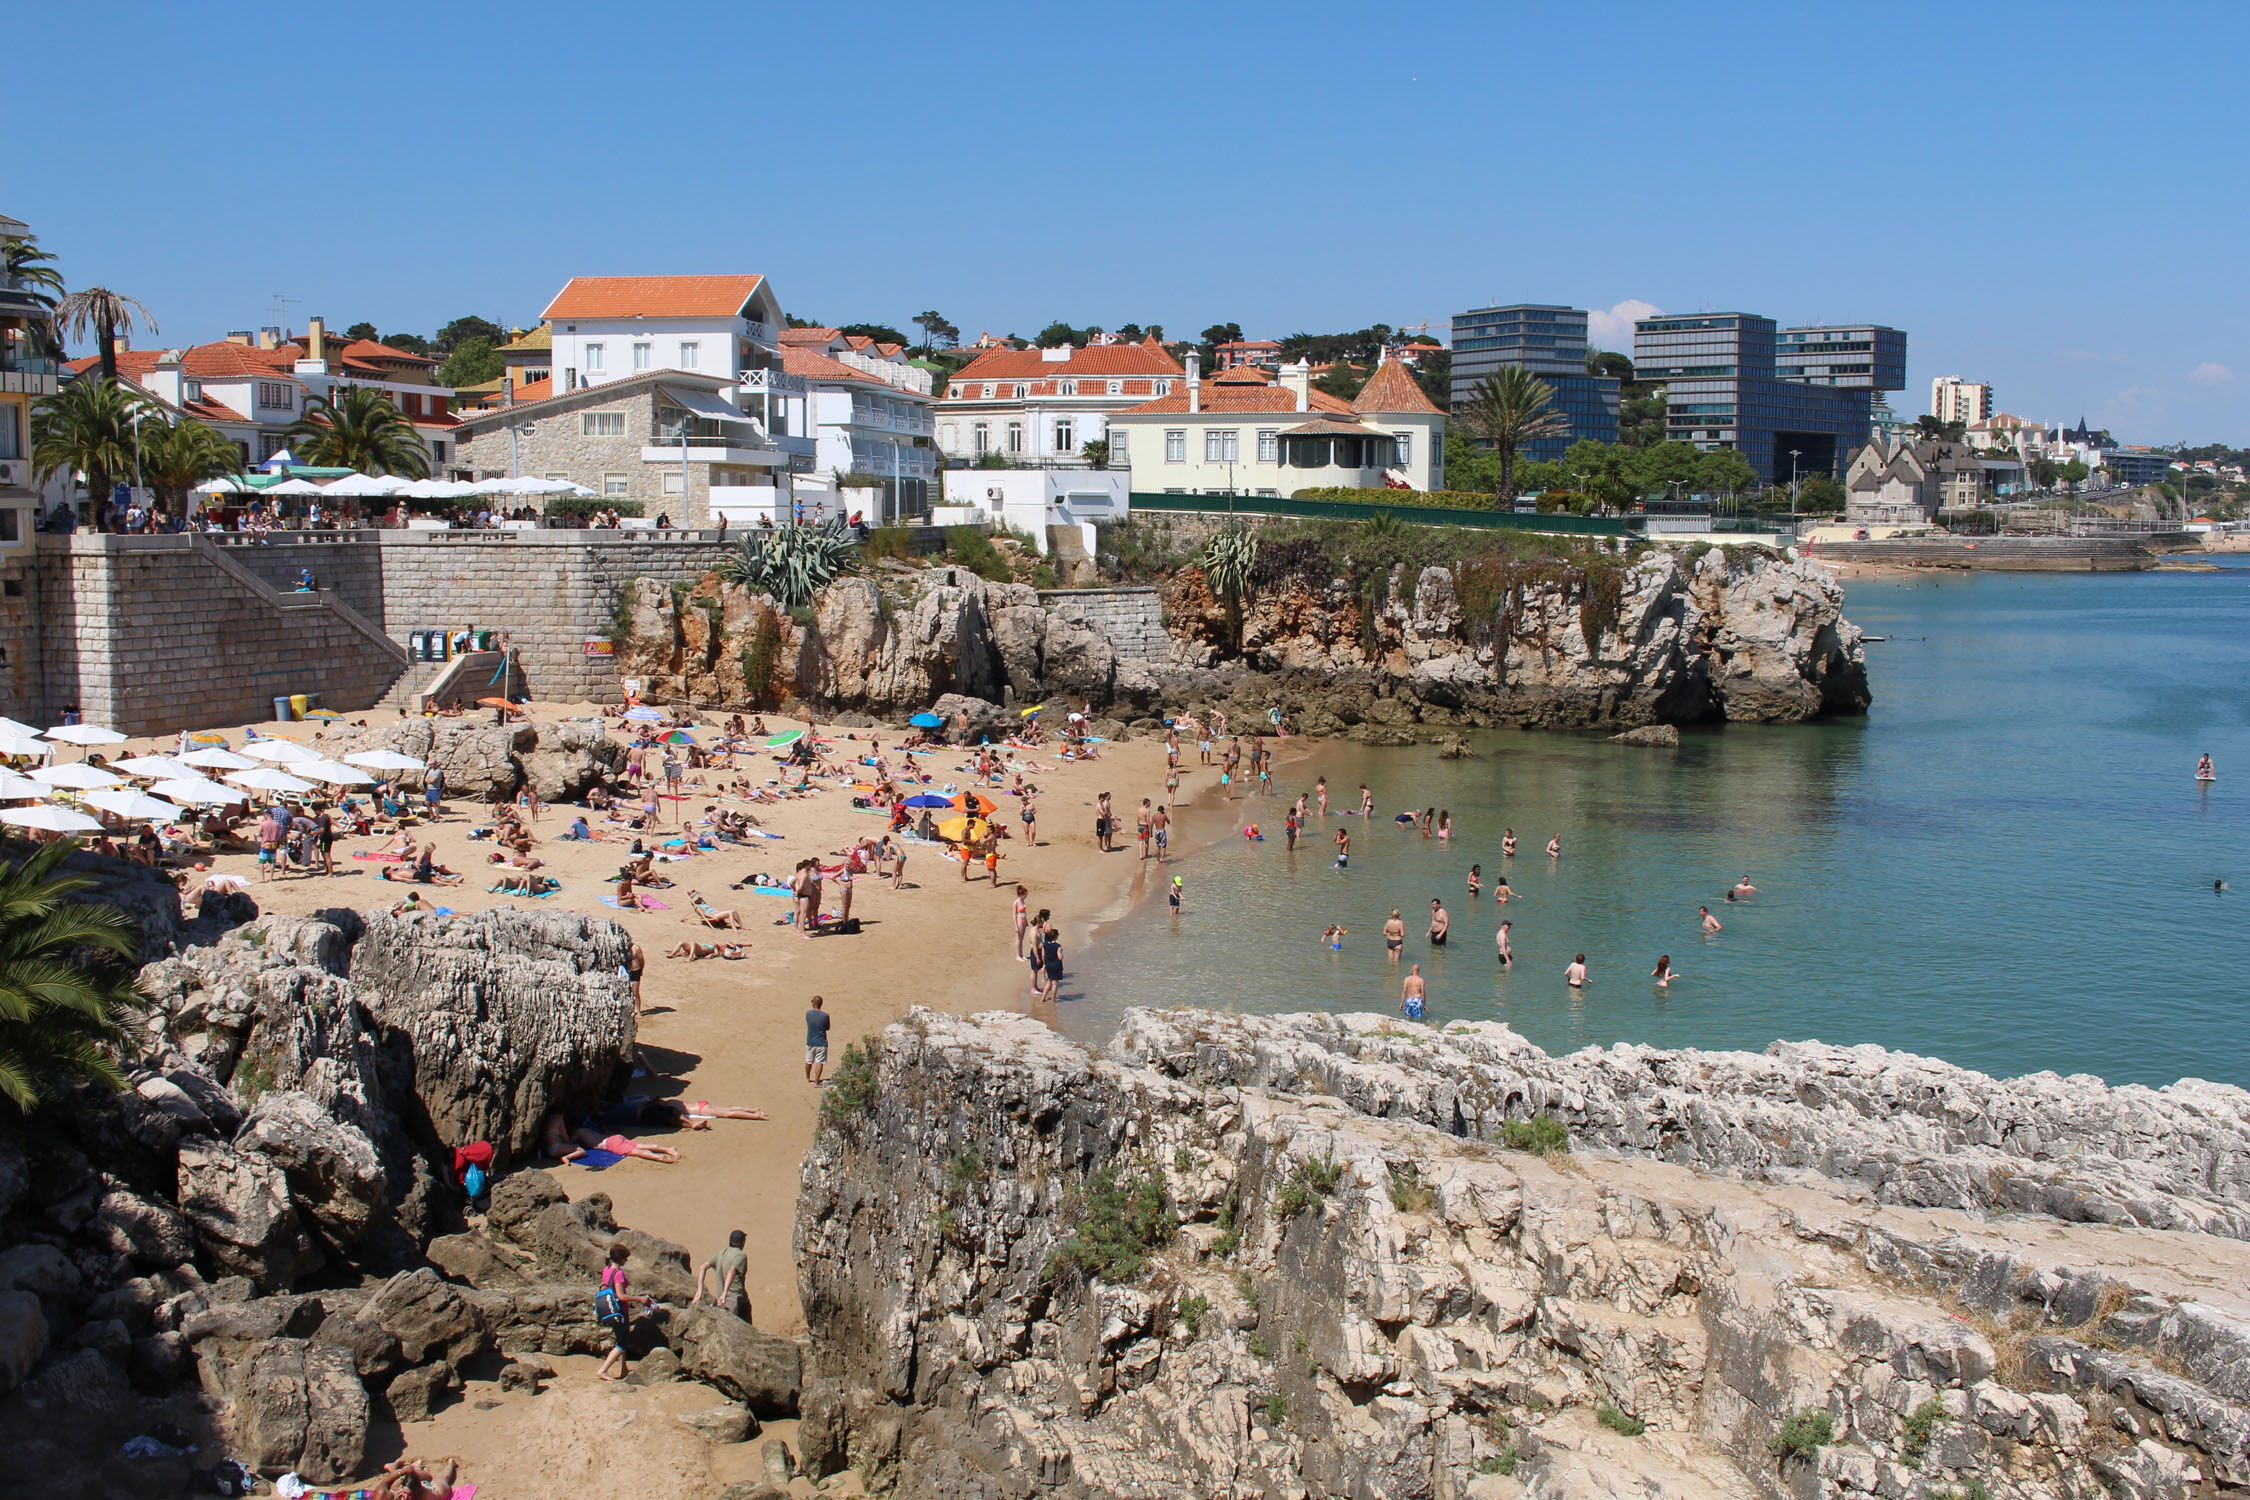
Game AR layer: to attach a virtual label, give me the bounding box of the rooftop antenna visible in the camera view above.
[267,292,300,333]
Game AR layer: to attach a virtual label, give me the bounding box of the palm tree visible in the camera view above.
[285,386,431,477]
[53,287,157,385]
[138,414,240,511]
[0,838,142,1114]
[31,376,148,509]
[2,239,66,360]
[1459,368,1569,502]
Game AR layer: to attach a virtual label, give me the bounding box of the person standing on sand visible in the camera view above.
[1428,898,1450,946]
[1165,768,1180,807]
[1096,791,1114,852]
[1021,796,1037,848]
[425,766,444,820]
[1024,911,1050,1000]
[1151,805,1169,863]
[1496,920,1513,968]
[805,995,831,1084]
[1401,964,1427,1020]
[1137,798,1153,859]
[626,940,645,1015]
[1039,922,1063,1004]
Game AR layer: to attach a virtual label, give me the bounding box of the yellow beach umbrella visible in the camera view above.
[936,815,989,843]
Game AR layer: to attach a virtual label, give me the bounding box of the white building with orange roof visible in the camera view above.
[780,343,937,522]
[1105,355,1445,497]
[934,337,1183,468]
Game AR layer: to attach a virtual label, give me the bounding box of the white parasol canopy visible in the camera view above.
[177,747,258,771]
[0,773,49,801]
[0,728,50,758]
[42,723,127,746]
[320,473,412,498]
[400,478,476,500]
[82,788,188,821]
[227,768,315,795]
[109,755,192,780]
[151,778,240,806]
[265,478,326,497]
[298,760,375,786]
[238,740,321,764]
[343,749,428,771]
[196,476,257,494]
[1,805,104,834]
[31,763,123,791]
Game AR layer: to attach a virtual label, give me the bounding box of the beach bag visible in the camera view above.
[594,1284,628,1330]
[462,1163,487,1200]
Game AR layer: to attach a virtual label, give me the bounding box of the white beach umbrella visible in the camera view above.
[227,768,315,795]
[0,773,49,801]
[0,716,41,737]
[238,740,321,764]
[0,728,51,758]
[42,723,128,747]
[298,760,375,786]
[196,476,256,494]
[83,788,188,821]
[343,749,428,772]
[320,473,409,498]
[1,805,103,834]
[151,778,239,806]
[32,763,123,791]
[109,755,192,780]
[265,477,326,497]
[177,747,257,772]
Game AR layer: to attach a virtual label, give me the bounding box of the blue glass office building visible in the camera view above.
[1450,304,1619,463]
[1633,313,1906,485]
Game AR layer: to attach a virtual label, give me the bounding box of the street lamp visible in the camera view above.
[1788,448,1802,524]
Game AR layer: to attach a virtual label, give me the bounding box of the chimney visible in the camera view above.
[1283,358,1311,413]
[1186,350,1200,414]
[258,326,281,350]
[144,352,185,407]
[226,330,253,346]
[308,316,325,361]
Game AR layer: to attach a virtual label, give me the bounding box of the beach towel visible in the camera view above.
[600,895,672,911]
[747,884,794,897]
[575,1149,624,1170]
[350,851,407,861]
[489,882,561,898]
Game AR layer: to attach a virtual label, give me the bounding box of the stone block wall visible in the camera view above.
[452,385,736,527]
[0,542,47,725]
[1037,586,1168,663]
[205,532,387,620]
[32,536,409,734]
[373,532,734,704]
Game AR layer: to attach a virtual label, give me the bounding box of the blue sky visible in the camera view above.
[12,2,2245,444]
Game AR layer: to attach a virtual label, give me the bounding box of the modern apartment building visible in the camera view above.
[1448,304,1617,460]
[1929,376,1994,428]
[1632,312,1905,485]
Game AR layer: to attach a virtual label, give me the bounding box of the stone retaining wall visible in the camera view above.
[1036,585,1168,664]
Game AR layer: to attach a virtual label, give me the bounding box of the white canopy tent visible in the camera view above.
[0,773,50,801]
[0,728,50,758]
[227,768,316,795]
[321,473,413,498]
[43,723,128,747]
[109,755,194,780]
[298,760,376,786]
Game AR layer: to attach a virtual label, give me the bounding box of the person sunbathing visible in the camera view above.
[383,827,417,858]
[493,871,558,896]
[488,848,546,870]
[413,845,465,885]
[687,892,743,929]
[539,1110,588,1164]
[614,872,641,908]
[369,1456,459,1500]
[667,939,748,960]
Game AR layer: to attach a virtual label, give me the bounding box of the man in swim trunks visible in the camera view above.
[1334,826,1350,869]
[1150,806,1169,863]
[1565,954,1588,987]
[1383,908,1405,961]
[1496,920,1513,968]
[805,994,831,1084]
[1401,964,1427,1020]
[1428,898,1449,946]
[1730,876,1758,897]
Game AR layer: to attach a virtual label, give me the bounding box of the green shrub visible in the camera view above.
[1386,1163,1435,1214]
[1276,1153,1345,1217]
[1173,1146,1200,1174]
[1900,1397,1946,1466]
[1235,1270,1259,1310]
[1769,1409,1834,1462]
[1479,1449,1521,1476]
[1289,486,1501,512]
[818,1038,881,1125]
[946,1146,984,1191]
[1597,1402,1646,1436]
[1047,1165,1173,1282]
[1931,1483,1991,1500]
[1262,1391,1286,1425]
[945,525,1013,582]
[1176,1292,1209,1337]
[1249,1332,1270,1359]
[1029,563,1057,590]
[863,525,916,562]
[1499,1115,1570,1155]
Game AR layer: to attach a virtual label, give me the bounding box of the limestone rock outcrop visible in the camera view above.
[795,1008,2250,1500]
[327,719,626,802]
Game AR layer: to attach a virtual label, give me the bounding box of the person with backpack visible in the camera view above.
[594,1243,655,1380]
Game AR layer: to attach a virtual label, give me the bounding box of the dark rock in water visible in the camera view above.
[232,1338,369,1484]
[661,1304,802,1416]
[1609,723,1681,747]
[1436,734,1474,759]
[1350,724,1415,747]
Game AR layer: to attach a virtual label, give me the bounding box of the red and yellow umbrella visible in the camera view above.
[951,791,997,817]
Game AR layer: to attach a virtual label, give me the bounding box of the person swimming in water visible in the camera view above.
[1383,908,1405,960]
[1427,898,1449,946]
[1502,829,1517,858]
[1652,954,1679,987]
[1700,905,1723,933]
[1546,834,1562,859]
[1564,953,1588,988]
[1495,919,1513,968]
[1730,876,1758,897]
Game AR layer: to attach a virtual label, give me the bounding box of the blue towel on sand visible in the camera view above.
[577,1148,624,1170]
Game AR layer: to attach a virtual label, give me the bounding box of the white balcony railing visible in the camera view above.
[737,368,808,395]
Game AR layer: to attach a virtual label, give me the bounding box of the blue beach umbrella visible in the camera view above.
[908,712,944,728]
[903,793,953,808]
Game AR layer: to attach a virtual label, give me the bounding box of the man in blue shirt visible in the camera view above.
[805,994,831,1085]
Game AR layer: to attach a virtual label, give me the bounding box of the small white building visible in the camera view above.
[936,469,1129,556]
[781,344,938,524]
[1106,356,1445,497]
[935,337,1182,466]
[543,275,788,394]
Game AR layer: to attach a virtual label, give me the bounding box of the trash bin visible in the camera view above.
[302,692,322,715]
[289,693,310,720]
[272,696,295,722]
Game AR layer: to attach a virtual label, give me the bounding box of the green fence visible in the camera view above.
[1124,492,1640,537]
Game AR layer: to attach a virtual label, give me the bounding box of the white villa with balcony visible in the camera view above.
[782,344,937,523]
[935,337,1182,467]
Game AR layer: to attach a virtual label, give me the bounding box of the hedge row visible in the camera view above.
[1288,486,1499,511]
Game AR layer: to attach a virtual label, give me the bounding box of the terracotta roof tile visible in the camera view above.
[1351,357,1442,415]
[779,327,841,346]
[509,376,553,403]
[950,340,1183,382]
[1210,364,1275,384]
[781,346,894,390]
[1116,383,1355,416]
[541,275,767,321]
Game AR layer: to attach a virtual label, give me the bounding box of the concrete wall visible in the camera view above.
[1036,586,1167,664]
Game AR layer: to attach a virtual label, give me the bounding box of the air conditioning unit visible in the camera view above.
[0,459,19,486]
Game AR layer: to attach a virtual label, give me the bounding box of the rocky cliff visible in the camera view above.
[794,1008,2250,1500]
[614,544,1868,732]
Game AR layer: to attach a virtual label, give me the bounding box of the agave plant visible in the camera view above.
[715,520,859,608]
[1200,526,1258,602]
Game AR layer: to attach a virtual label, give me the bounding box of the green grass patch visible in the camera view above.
[1176,1292,1209,1337]
[1386,1162,1435,1214]
[1900,1397,1945,1466]
[1769,1409,1834,1462]
[1047,1165,1173,1282]
[1597,1402,1645,1437]
[1499,1115,1570,1155]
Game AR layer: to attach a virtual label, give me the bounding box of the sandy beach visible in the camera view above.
[78,703,1189,1490]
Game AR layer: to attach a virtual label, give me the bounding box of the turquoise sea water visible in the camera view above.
[1062,560,2250,1089]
